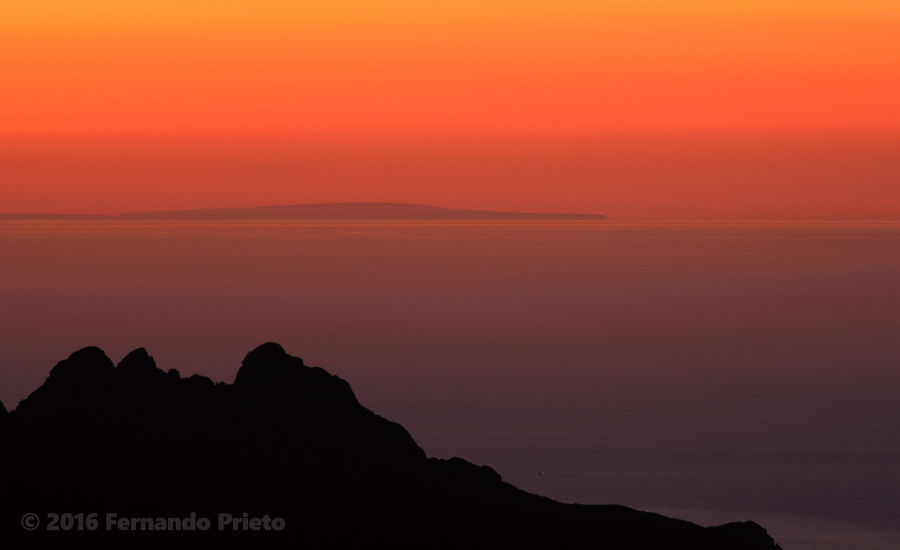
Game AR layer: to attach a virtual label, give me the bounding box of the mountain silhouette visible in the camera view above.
[0,202,607,221]
[0,344,778,548]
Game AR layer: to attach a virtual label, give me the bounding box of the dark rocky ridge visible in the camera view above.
[0,344,778,548]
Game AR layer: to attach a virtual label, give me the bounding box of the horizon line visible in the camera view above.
[0,202,608,221]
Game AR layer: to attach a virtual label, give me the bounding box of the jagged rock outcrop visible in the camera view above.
[0,399,7,431]
[0,344,780,549]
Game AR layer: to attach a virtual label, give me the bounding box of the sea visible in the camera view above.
[0,220,897,549]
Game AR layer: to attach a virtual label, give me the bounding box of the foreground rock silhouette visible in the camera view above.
[0,344,781,548]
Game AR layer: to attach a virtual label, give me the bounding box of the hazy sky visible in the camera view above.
[1,1,898,218]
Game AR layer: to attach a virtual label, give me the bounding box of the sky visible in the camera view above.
[1,1,898,219]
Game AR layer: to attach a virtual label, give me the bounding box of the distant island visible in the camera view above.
[0,202,607,221]
[0,344,777,548]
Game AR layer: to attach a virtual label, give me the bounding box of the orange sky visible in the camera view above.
[1,1,898,218]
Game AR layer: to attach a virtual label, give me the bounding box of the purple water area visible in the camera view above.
[1,221,897,549]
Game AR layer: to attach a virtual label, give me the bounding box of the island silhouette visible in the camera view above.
[0,344,778,548]
[0,202,607,221]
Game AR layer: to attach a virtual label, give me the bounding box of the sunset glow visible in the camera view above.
[1,1,897,218]
[2,6,898,547]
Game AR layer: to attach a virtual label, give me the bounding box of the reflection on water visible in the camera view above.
[1,221,897,549]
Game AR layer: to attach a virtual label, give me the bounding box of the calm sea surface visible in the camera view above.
[1,221,897,549]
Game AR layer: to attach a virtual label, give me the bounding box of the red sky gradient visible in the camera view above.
[1,1,898,219]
